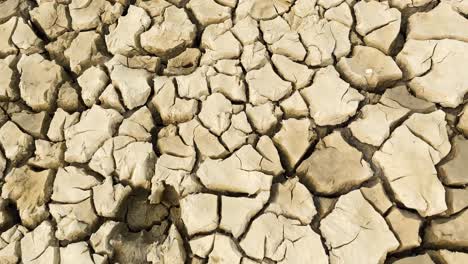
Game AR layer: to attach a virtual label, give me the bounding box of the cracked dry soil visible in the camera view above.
[0,0,467,263]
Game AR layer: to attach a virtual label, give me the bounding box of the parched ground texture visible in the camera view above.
[0,0,467,263]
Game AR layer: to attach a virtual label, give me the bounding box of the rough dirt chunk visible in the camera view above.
[200,20,242,65]
[105,5,151,56]
[424,209,468,248]
[151,76,198,125]
[354,1,401,54]
[52,166,99,204]
[246,102,282,135]
[78,66,109,107]
[147,224,186,264]
[246,63,292,105]
[445,187,468,215]
[380,85,436,113]
[17,54,64,111]
[64,105,123,163]
[320,190,399,264]
[180,193,218,236]
[187,0,231,26]
[220,192,268,238]
[298,18,351,67]
[386,207,423,252]
[0,56,19,101]
[407,2,468,41]
[349,103,409,146]
[0,121,33,165]
[140,6,196,58]
[301,66,364,126]
[20,221,59,264]
[273,118,316,170]
[373,111,450,216]
[240,213,328,263]
[297,131,373,195]
[266,177,316,224]
[196,145,273,194]
[360,179,393,215]
[260,17,306,61]
[272,54,314,89]
[30,2,70,40]
[397,39,468,108]
[28,142,64,169]
[439,135,468,186]
[337,45,403,91]
[208,233,242,263]
[93,177,131,217]
[65,31,106,74]
[49,197,98,241]
[2,166,53,228]
[110,65,152,110]
[199,93,233,136]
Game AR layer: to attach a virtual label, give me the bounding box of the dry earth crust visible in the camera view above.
[0,0,467,263]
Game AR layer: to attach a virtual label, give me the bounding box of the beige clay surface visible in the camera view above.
[0,0,467,263]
